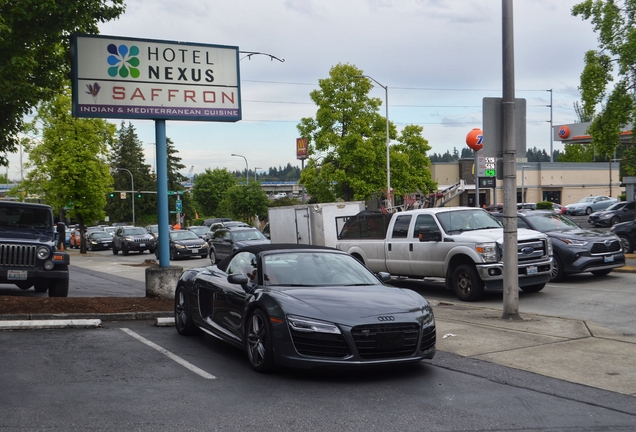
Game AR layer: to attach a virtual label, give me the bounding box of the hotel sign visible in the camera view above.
[71,34,241,122]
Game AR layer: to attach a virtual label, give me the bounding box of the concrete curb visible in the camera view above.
[0,311,172,323]
[0,319,102,330]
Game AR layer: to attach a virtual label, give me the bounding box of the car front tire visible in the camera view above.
[48,278,69,297]
[112,245,119,255]
[174,285,199,335]
[550,254,566,282]
[209,249,217,264]
[585,207,593,215]
[618,235,633,254]
[121,244,129,256]
[591,269,612,276]
[246,309,275,373]
[452,264,484,302]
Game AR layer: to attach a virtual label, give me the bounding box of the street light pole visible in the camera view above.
[231,153,249,184]
[521,165,530,206]
[254,167,262,182]
[116,168,135,226]
[354,74,391,210]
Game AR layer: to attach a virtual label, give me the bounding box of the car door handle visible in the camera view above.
[388,243,392,252]
[409,244,413,252]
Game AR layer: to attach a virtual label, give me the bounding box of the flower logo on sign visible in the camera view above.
[107,44,140,78]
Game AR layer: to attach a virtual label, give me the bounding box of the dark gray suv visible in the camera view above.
[113,226,156,255]
[493,210,624,282]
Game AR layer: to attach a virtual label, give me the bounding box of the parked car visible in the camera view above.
[611,220,636,253]
[271,192,287,199]
[103,226,118,237]
[65,227,72,246]
[208,226,270,263]
[205,221,251,242]
[187,225,210,240]
[588,201,636,227]
[112,226,156,255]
[86,231,114,251]
[493,210,625,282]
[202,217,232,227]
[156,229,209,260]
[552,203,567,214]
[565,195,618,216]
[145,224,173,239]
[173,244,436,372]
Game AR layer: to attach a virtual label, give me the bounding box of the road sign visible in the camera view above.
[120,192,126,199]
[167,191,175,195]
[479,177,496,188]
[176,200,182,212]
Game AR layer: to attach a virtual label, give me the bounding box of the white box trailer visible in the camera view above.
[267,201,365,248]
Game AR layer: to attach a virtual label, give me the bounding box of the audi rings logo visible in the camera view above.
[377,316,395,321]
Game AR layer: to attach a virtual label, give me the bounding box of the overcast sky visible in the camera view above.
[9,0,600,180]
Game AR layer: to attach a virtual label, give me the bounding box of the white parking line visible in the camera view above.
[120,328,217,380]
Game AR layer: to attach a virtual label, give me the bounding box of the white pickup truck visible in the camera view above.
[336,207,554,301]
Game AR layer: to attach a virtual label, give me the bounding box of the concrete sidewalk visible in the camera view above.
[4,250,636,397]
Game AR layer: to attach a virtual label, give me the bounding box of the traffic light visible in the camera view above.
[137,191,142,198]
[109,192,114,198]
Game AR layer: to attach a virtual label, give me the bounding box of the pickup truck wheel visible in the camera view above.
[520,283,545,293]
[550,254,565,282]
[48,278,69,297]
[452,264,484,302]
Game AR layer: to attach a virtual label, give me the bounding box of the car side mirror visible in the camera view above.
[418,227,441,242]
[376,272,391,283]
[228,273,248,286]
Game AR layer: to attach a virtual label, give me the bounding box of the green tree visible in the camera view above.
[297,63,436,203]
[192,168,237,217]
[20,90,114,252]
[572,0,636,172]
[0,0,124,164]
[107,122,155,225]
[220,182,269,224]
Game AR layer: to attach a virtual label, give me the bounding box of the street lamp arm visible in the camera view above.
[239,51,285,63]
[231,153,249,184]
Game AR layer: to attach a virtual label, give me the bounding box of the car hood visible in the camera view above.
[174,239,205,246]
[589,209,618,217]
[449,227,545,243]
[268,285,429,326]
[234,239,271,248]
[544,227,617,240]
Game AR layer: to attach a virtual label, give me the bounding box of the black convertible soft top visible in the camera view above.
[216,243,338,272]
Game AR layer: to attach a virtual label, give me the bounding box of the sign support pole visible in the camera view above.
[156,120,170,267]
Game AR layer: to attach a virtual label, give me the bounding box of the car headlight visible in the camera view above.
[287,315,341,334]
[37,246,50,260]
[600,214,611,219]
[475,242,498,263]
[421,306,435,327]
[556,237,588,246]
[91,240,98,244]
[125,237,133,241]
[175,244,186,249]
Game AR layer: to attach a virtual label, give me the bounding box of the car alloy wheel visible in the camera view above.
[550,254,565,282]
[174,285,198,335]
[246,309,275,373]
[611,216,620,225]
[209,249,216,264]
[586,207,593,215]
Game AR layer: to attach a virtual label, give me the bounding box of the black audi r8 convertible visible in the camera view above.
[174,244,436,372]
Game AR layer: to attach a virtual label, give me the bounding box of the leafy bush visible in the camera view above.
[536,201,554,210]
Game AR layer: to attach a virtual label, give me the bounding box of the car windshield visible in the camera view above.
[605,202,626,211]
[188,226,208,234]
[436,209,502,233]
[170,231,199,240]
[0,206,52,229]
[578,197,595,203]
[124,228,147,235]
[525,213,580,231]
[232,229,266,241]
[262,251,381,286]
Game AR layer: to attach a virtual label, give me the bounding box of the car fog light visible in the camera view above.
[44,260,55,270]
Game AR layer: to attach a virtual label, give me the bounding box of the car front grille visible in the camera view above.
[132,238,152,243]
[0,244,37,267]
[351,323,420,359]
[591,240,621,254]
[518,239,548,262]
[290,329,351,358]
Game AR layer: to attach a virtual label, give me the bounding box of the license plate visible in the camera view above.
[604,255,614,263]
[191,248,198,254]
[526,265,538,275]
[8,270,27,280]
[139,243,145,247]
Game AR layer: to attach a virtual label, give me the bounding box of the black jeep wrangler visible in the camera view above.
[0,201,70,297]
